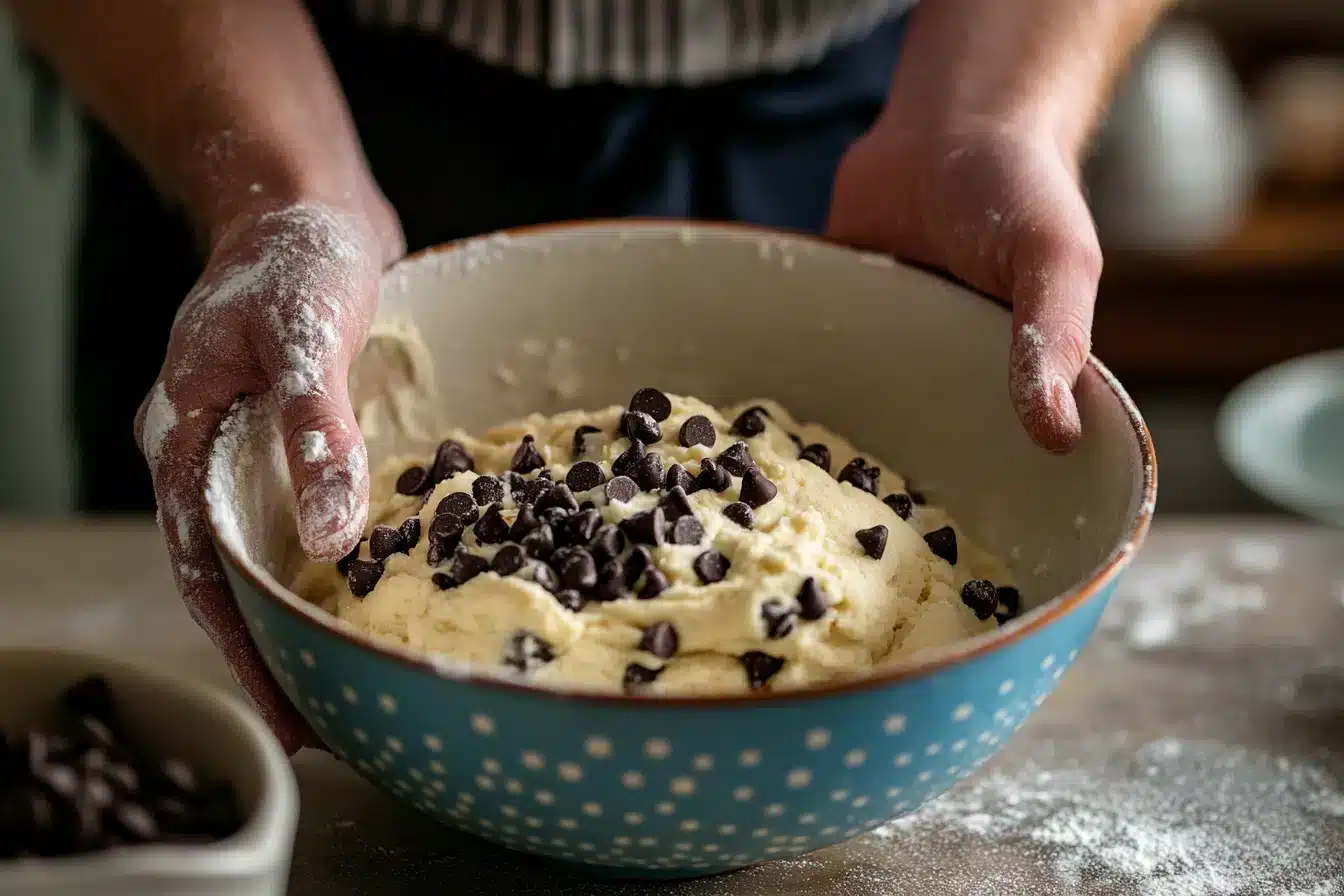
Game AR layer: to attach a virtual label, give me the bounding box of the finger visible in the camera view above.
[135,382,323,754]
[1006,221,1103,454]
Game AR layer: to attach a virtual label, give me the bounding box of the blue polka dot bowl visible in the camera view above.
[206,222,1156,878]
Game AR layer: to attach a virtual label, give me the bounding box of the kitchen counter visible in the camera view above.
[3,517,1342,895]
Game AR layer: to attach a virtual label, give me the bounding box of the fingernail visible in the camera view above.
[298,478,362,561]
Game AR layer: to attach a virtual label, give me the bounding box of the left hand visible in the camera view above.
[827,117,1103,454]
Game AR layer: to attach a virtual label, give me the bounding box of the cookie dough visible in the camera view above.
[292,389,1020,696]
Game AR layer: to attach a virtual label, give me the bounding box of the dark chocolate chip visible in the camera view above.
[739,468,778,508]
[740,651,785,690]
[427,516,464,564]
[639,621,680,659]
[537,483,580,513]
[395,465,433,496]
[112,802,158,842]
[509,435,546,475]
[619,507,666,547]
[565,461,606,493]
[103,762,139,795]
[474,503,511,545]
[75,717,116,751]
[664,463,695,494]
[611,440,645,478]
[503,631,555,673]
[511,474,554,506]
[639,569,670,599]
[788,432,805,450]
[661,485,694,521]
[961,579,999,621]
[521,525,556,560]
[883,493,914,521]
[559,550,599,591]
[604,475,638,503]
[924,526,958,565]
[796,577,830,620]
[431,439,475,482]
[538,470,553,481]
[760,600,797,639]
[158,758,198,794]
[670,515,704,546]
[856,525,888,559]
[717,441,756,476]
[621,411,663,444]
[398,517,422,549]
[798,443,831,472]
[996,585,1022,617]
[491,545,525,577]
[449,550,491,585]
[554,590,586,612]
[623,663,662,693]
[633,452,665,492]
[431,572,455,590]
[62,676,117,727]
[537,506,571,528]
[837,458,881,495]
[509,504,541,540]
[693,550,731,584]
[571,424,601,460]
[368,525,408,562]
[678,415,717,449]
[723,502,755,529]
[590,577,627,604]
[624,546,652,587]
[346,559,384,597]
[436,492,479,526]
[695,458,731,493]
[556,508,602,547]
[532,563,559,593]
[34,762,80,800]
[908,485,928,505]
[588,525,626,565]
[730,406,769,438]
[580,500,597,511]
[629,387,673,422]
[472,475,504,507]
[336,543,361,576]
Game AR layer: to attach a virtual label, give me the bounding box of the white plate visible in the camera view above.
[1217,349,1344,526]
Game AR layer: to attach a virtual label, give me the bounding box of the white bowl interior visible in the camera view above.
[214,223,1149,633]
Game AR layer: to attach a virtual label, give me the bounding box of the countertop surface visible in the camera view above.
[2,516,1342,895]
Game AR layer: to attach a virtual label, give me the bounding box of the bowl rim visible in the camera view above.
[0,646,298,887]
[207,218,1158,707]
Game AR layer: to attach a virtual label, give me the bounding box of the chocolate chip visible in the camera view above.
[856,525,888,559]
[798,443,831,472]
[565,461,606,493]
[368,525,408,562]
[788,432,805,450]
[472,475,504,506]
[739,468,778,508]
[883,493,914,521]
[537,506,571,528]
[395,465,433,496]
[503,631,555,673]
[695,458,731,493]
[103,762,138,795]
[693,550,730,584]
[398,517,422,549]
[428,515,464,557]
[336,543,361,576]
[431,572,455,589]
[661,485,694,521]
[730,406,769,437]
[474,503,511,545]
[520,525,555,560]
[510,473,553,506]
[34,762,79,800]
[611,440,645,478]
[571,424,601,460]
[537,482,580,513]
[622,411,663,444]
[624,546,652,587]
[664,463,695,494]
[159,758,198,794]
[492,545,525,577]
[760,600,797,638]
[717,441,756,476]
[628,387,673,422]
[112,802,158,842]
[961,579,998,620]
[449,550,491,585]
[532,563,559,592]
[907,484,928,505]
[538,470,553,481]
[431,439,474,482]
[923,526,958,565]
[669,515,704,545]
[75,717,116,751]
[796,577,830,620]
[346,559,384,597]
[619,507,666,547]
[554,590,586,612]
[838,458,881,495]
[509,435,546,475]
[588,525,626,565]
[556,508,602,547]
[436,492,479,526]
[509,504,541,540]
[639,569,670,599]
[739,651,784,689]
[678,415,717,448]
[639,621,680,659]
[996,585,1021,617]
[602,475,636,504]
[623,663,662,693]
[723,502,754,529]
[633,452,665,491]
[558,550,598,591]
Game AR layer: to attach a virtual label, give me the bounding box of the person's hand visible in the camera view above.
[827,118,1103,453]
[134,189,403,754]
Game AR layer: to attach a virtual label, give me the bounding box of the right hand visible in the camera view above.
[134,188,404,753]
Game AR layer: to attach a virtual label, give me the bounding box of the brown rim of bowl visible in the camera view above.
[206,218,1158,708]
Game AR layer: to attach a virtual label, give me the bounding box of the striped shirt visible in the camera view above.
[349,0,915,86]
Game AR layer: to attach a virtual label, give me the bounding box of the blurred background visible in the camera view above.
[0,0,1341,518]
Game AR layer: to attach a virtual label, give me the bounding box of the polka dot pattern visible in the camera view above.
[233,557,1116,878]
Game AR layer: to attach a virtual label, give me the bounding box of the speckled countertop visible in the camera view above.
[2,517,1342,895]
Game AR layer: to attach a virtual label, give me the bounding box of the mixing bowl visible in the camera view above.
[206,221,1155,877]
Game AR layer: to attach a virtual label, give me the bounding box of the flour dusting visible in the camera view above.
[300,430,331,464]
[141,382,178,474]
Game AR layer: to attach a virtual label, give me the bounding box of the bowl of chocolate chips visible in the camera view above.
[0,648,298,895]
[207,221,1155,878]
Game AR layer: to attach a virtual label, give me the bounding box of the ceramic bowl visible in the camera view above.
[0,647,298,896]
[206,221,1156,878]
